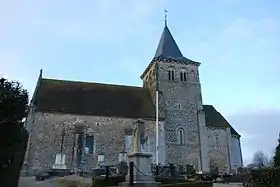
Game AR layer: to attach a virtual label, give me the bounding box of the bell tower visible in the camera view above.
[140,19,206,171]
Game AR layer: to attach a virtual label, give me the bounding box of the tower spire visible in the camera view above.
[164,9,168,26]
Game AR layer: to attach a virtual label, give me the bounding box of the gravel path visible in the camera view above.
[18,175,92,187]
[18,176,59,187]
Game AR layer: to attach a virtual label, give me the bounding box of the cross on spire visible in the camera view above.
[164,9,168,26]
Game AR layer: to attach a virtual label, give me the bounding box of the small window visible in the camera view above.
[180,71,187,82]
[168,70,171,80]
[215,135,219,146]
[168,69,175,81]
[168,68,175,81]
[177,127,185,145]
[85,135,94,154]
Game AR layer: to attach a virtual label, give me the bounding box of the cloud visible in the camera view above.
[226,17,278,39]
[1,0,166,45]
[228,109,280,165]
[0,0,167,92]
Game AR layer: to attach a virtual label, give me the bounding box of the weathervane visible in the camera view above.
[164,9,168,26]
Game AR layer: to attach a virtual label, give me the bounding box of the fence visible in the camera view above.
[99,162,177,185]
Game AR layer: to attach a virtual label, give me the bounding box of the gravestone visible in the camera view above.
[52,153,67,169]
[178,165,184,174]
[186,164,195,175]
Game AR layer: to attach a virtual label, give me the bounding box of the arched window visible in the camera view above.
[215,134,219,146]
[168,69,175,81]
[177,127,185,145]
[85,135,95,154]
[180,71,187,82]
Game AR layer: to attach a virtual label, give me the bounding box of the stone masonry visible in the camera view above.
[24,112,157,175]
[142,58,203,170]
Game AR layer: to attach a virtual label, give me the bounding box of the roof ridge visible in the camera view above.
[42,78,146,90]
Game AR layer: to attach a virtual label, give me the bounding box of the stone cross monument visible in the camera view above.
[121,119,159,187]
[132,119,148,152]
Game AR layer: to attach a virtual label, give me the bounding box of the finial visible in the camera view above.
[164,9,168,26]
[39,69,43,78]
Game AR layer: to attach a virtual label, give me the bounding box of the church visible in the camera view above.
[23,22,243,175]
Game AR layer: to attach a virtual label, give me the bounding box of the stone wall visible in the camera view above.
[206,127,231,174]
[229,136,243,170]
[155,60,203,170]
[24,112,159,174]
[198,110,210,173]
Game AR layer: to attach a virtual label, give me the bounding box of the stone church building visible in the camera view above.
[23,23,243,175]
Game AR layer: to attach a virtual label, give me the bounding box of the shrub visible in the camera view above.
[246,167,280,187]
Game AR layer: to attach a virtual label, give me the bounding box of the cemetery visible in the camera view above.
[34,118,280,187]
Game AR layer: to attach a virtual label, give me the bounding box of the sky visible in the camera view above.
[1,0,280,165]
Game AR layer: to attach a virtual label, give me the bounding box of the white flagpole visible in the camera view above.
[156,90,159,164]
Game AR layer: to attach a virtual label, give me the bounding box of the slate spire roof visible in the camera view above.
[154,24,184,59]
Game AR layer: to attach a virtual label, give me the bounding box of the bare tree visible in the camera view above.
[252,150,269,169]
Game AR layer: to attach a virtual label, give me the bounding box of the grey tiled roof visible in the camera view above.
[154,25,184,59]
[141,25,198,79]
[33,78,156,119]
[203,105,240,137]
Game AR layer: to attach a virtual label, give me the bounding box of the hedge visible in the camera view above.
[245,167,280,187]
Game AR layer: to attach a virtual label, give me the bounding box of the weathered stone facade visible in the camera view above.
[229,135,243,171]
[23,23,243,175]
[24,112,162,175]
[152,60,202,169]
[206,127,231,173]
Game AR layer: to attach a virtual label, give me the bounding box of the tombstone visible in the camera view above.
[117,162,129,175]
[169,163,176,178]
[178,165,184,174]
[120,119,160,187]
[117,152,128,175]
[52,153,67,169]
[97,154,105,167]
[186,164,195,175]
